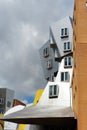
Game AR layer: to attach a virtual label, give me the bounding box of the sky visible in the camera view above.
[0,0,74,103]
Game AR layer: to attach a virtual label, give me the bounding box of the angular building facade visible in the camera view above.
[39,17,73,82]
[39,16,73,107]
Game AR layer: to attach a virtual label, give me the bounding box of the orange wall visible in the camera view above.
[72,0,87,130]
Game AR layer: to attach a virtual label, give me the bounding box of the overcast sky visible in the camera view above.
[0,0,74,103]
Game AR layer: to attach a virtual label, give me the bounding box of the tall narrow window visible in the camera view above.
[68,57,71,66]
[0,98,4,104]
[49,85,52,97]
[43,47,49,57]
[68,42,70,50]
[61,72,64,81]
[0,108,4,114]
[65,72,69,81]
[47,59,53,70]
[50,74,54,82]
[65,28,68,35]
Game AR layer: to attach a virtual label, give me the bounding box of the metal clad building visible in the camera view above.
[39,40,58,81]
[0,88,14,114]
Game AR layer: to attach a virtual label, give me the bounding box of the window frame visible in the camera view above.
[49,85,59,98]
[64,41,71,52]
[64,57,72,68]
[43,47,49,58]
[0,108,4,114]
[61,72,70,82]
[61,28,69,38]
[0,98,4,105]
[47,59,53,70]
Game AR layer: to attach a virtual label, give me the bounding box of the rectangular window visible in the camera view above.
[7,101,11,107]
[0,108,4,114]
[61,28,69,38]
[64,57,72,68]
[61,72,70,82]
[49,85,58,98]
[61,72,64,81]
[65,72,69,81]
[43,47,49,57]
[64,42,71,52]
[50,74,54,82]
[0,98,4,104]
[68,42,70,50]
[47,59,53,70]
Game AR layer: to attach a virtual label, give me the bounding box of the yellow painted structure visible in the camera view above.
[17,124,26,130]
[33,89,44,105]
[0,114,4,130]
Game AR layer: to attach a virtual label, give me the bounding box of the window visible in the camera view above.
[0,108,4,114]
[43,47,49,57]
[50,74,54,82]
[47,59,53,70]
[0,98,4,104]
[64,57,72,67]
[49,85,59,98]
[7,101,11,107]
[61,28,69,38]
[64,42,71,52]
[61,72,70,82]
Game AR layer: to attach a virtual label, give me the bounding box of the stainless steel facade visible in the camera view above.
[0,88,14,114]
[39,40,58,81]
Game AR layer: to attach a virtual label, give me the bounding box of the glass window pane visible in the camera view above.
[64,58,67,66]
[49,86,53,96]
[65,72,69,81]
[61,72,64,81]
[68,57,71,66]
[61,29,64,36]
[65,28,67,35]
[64,42,66,50]
[54,85,57,95]
[68,42,70,49]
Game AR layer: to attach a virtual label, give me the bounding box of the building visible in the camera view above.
[4,89,44,130]
[2,16,77,130]
[12,99,26,107]
[39,16,73,107]
[72,0,87,130]
[39,16,73,82]
[0,88,14,114]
